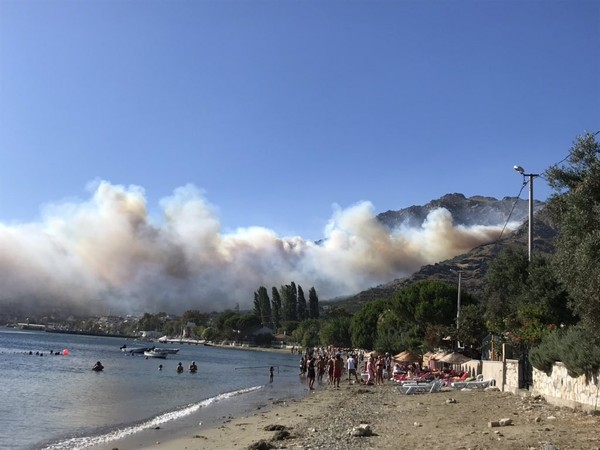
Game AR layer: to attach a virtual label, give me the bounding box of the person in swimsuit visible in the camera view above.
[333,353,343,388]
[307,357,316,390]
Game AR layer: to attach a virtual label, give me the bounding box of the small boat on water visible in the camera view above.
[120,345,150,354]
[152,347,179,354]
[144,350,168,359]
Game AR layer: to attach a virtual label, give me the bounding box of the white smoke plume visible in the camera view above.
[0,181,514,316]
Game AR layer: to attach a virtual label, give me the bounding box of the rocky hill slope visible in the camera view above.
[328,198,556,312]
[377,193,544,229]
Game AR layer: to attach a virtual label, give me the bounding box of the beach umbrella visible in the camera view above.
[440,352,472,364]
[429,351,449,369]
[422,351,435,366]
[393,350,421,363]
[431,351,449,360]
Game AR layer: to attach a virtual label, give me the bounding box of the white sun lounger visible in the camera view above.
[451,378,495,389]
[398,379,445,394]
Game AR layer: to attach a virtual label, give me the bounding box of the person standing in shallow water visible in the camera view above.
[269,366,274,383]
[176,362,184,374]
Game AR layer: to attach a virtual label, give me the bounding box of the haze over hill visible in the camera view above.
[0,183,534,318]
[339,205,557,312]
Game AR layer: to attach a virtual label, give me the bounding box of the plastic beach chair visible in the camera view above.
[398,379,444,394]
[451,378,495,389]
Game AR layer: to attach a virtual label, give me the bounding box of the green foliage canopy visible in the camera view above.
[545,132,600,328]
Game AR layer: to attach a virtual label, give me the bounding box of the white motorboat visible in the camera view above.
[152,347,179,354]
[144,350,168,359]
[120,345,150,354]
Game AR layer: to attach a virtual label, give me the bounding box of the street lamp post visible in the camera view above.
[514,165,539,262]
[456,270,461,331]
[450,269,462,331]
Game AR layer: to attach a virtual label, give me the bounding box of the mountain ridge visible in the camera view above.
[325,194,555,312]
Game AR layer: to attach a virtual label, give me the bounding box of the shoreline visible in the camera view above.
[98,380,600,450]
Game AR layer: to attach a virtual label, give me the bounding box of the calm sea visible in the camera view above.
[0,327,307,450]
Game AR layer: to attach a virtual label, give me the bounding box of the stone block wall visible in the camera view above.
[504,359,520,393]
[532,362,600,411]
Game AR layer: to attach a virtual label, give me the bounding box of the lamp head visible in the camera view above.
[514,165,525,174]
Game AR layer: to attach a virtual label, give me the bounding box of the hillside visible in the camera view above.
[377,193,544,229]
[325,204,557,312]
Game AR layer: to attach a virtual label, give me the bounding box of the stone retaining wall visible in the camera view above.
[532,362,600,411]
[504,359,520,393]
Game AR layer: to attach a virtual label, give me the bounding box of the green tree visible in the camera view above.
[320,316,352,348]
[281,283,298,322]
[136,313,161,332]
[350,299,390,350]
[483,247,574,344]
[522,257,574,328]
[181,310,210,327]
[214,310,239,338]
[271,287,282,329]
[253,291,261,318]
[292,319,321,348]
[392,280,466,329]
[482,247,530,333]
[545,131,600,328]
[308,287,320,318]
[455,303,487,354]
[202,327,217,341]
[256,286,271,326]
[236,314,261,340]
[297,285,307,321]
[387,280,473,351]
[374,309,404,354]
[281,320,300,337]
[325,305,352,318]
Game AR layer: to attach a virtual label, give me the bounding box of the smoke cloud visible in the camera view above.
[0,181,515,316]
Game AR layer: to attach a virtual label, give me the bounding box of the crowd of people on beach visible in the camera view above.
[296,347,472,392]
[297,347,399,390]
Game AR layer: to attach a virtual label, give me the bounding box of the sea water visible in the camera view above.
[0,327,307,450]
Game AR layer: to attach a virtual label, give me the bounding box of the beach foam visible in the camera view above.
[41,385,262,450]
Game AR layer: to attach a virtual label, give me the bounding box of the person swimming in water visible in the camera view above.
[189,361,198,373]
[92,361,104,372]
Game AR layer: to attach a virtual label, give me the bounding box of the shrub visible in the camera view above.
[529,329,563,375]
[530,325,600,379]
[559,326,600,378]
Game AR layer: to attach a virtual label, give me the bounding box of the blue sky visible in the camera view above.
[0,1,598,314]
[1,0,598,240]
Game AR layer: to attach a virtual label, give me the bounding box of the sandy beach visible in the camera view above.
[102,379,600,450]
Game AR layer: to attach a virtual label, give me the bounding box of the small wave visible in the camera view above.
[41,385,263,450]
